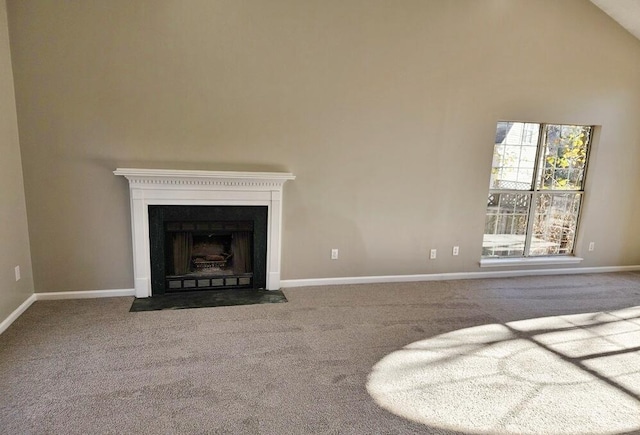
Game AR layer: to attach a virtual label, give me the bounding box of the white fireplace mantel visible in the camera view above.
[114,168,295,298]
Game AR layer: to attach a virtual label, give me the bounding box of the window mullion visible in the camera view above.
[523,192,537,256]
[532,123,546,191]
[523,124,547,257]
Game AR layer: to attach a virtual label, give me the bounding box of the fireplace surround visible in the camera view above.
[148,205,268,295]
[114,168,295,298]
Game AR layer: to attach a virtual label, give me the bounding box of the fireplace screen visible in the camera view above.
[149,205,267,295]
[166,221,253,291]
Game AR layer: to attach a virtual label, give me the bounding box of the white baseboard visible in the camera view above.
[35,288,135,300]
[0,294,37,335]
[3,266,640,335]
[280,265,640,288]
[0,289,135,336]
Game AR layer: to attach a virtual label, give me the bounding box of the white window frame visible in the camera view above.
[481,122,592,267]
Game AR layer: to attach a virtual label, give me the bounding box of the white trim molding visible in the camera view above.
[114,168,295,297]
[480,256,584,268]
[0,289,136,336]
[280,265,640,288]
[2,266,640,336]
[35,288,135,300]
[0,294,37,335]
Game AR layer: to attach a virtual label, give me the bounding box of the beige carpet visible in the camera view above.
[368,306,640,434]
[1,272,639,434]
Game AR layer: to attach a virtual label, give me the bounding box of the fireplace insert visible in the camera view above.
[148,205,267,295]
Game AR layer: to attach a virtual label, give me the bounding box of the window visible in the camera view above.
[483,122,592,258]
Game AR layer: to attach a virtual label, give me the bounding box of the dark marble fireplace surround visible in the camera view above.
[148,205,268,295]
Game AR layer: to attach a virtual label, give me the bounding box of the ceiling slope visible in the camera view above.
[591,0,640,41]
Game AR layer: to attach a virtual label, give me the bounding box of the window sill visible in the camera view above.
[480,256,584,268]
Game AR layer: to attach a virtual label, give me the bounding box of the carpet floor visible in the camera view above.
[1,272,640,434]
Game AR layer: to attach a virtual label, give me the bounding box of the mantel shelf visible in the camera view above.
[114,168,295,188]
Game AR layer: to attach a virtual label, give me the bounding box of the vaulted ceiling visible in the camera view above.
[591,0,640,41]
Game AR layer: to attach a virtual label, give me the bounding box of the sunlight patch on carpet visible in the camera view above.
[367,306,640,435]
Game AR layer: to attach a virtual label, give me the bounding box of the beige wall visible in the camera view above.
[6,0,640,293]
[0,0,33,319]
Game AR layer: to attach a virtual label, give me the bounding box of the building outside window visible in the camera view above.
[483,121,592,258]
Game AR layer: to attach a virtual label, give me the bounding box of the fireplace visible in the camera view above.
[114,168,295,298]
[149,205,267,295]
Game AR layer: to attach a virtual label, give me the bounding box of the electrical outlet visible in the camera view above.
[331,249,339,260]
[14,265,20,281]
[588,242,595,252]
[452,246,459,256]
[430,249,437,260]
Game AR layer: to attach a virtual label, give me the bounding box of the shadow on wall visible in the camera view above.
[368,306,640,435]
